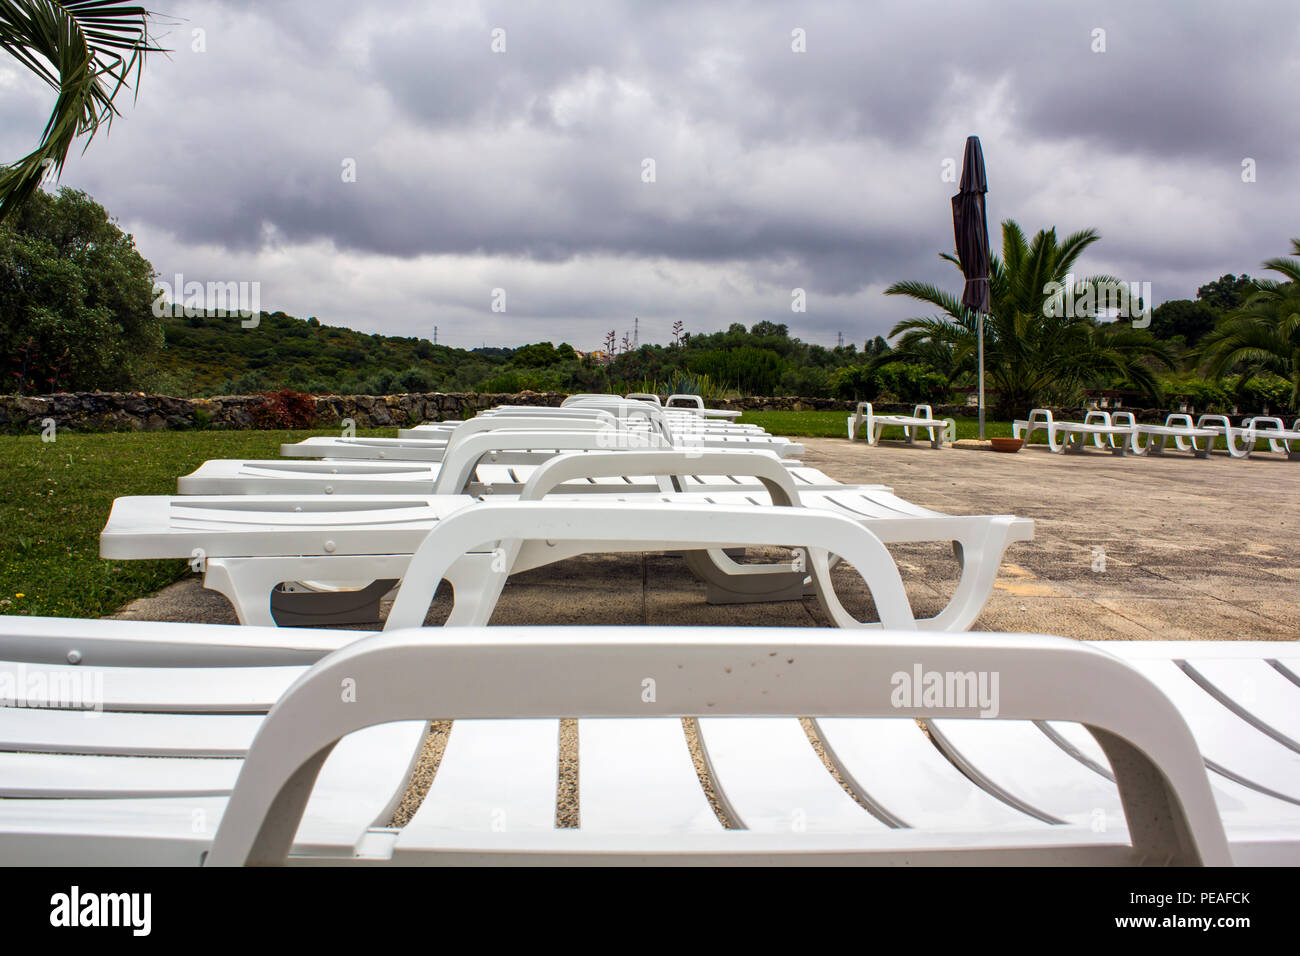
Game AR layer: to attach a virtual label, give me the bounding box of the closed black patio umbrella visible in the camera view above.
[951,135,991,438]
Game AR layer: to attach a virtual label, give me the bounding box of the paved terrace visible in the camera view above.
[113,437,1299,642]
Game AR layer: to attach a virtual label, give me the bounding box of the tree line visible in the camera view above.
[3,189,1296,416]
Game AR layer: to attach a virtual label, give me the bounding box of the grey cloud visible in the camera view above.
[13,0,1297,346]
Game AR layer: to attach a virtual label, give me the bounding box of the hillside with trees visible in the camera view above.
[2,189,1295,413]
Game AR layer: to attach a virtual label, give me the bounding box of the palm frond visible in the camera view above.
[0,1,165,222]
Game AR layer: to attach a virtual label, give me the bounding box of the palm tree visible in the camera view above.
[882,220,1172,417]
[1198,239,1300,409]
[0,1,160,223]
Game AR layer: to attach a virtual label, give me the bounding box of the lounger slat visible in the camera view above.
[0,707,261,756]
[815,718,1046,829]
[398,720,559,839]
[1276,659,1300,684]
[578,718,720,833]
[697,718,888,832]
[0,797,223,866]
[0,661,303,712]
[0,615,351,667]
[1123,660,1300,800]
[927,719,1126,829]
[0,751,241,798]
[1180,659,1300,750]
[1045,719,1300,842]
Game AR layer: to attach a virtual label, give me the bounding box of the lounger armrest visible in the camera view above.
[1163,413,1194,428]
[1083,411,1113,426]
[1110,412,1136,427]
[518,450,800,504]
[208,627,1231,867]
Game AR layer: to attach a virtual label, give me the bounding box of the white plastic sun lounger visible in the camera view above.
[1237,416,1300,460]
[563,395,759,428]
[1012,409,1138,455]
[847,403,954,448]
[103,451,1027,632]
[178,449,859,497]
[1130,414,1221,459]
[665,393,743,419]
[407,408,763,438]
[102,456,919,632]
[2,619,1296,865]
[1182,415,1260,459]
[505,398,764,435]
[620,393,745,422]
[296,420,803,461]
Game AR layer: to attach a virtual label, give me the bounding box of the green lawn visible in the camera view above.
[0,428,388,620]
[738,410,1016,440]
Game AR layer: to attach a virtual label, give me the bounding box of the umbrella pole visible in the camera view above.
[977,311,985,440]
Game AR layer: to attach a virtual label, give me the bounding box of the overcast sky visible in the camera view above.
[2,0,1297,350]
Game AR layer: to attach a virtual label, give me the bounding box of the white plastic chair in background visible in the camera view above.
[847,403,954,448]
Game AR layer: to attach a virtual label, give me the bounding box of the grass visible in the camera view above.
[0,428,388,620]
[738,410,1016,440]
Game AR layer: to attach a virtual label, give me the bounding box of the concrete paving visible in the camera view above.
[111,437,1299,642]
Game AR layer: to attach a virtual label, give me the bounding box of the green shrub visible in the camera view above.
[873,362,950,404]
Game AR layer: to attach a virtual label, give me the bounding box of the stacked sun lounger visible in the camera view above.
[103,411,1033,629]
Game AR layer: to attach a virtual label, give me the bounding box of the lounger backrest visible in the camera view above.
[625,393,663,406]
[207,627,1231,866]
[517,449,800,504]
[666,394,707,413]
[560,393,611,406]
[432,429,675,495]
[451,413,620,439]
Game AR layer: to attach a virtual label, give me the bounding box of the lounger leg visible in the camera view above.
[202,559,281,626]
[921,526,1013,632]
[436,552,512,628]
[1225,430,1252,459]
[680,549,811,604]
